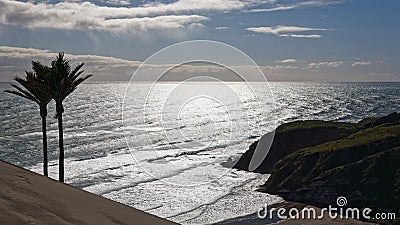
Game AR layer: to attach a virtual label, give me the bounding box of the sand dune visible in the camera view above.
[0,160,178,225]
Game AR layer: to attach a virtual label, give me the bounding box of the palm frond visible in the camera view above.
[63,74,93,99]
[9,84,39,103]
[4,89,37,103]
[32,61,52,82]
[6,60,54,106]
[50,52,92,101]
[52,52,71,80]
[70,63,84,78]
[71,70,84,81]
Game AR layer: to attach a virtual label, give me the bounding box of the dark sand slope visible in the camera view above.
[0,160,178,225]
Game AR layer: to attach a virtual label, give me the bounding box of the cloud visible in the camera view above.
[99,0,131,5]
[279,34,322,38]
[0,45,142,81]
[0,45,304,82]
[352,61,372,67]
[0,0,267,32]
[0,45,267,81]
[0,45,140,64]
[246,25,328,38]
[249,5,296,12]
[276,58,296,63]
[262,65,298,70]
[215,26,230,30]
[246,26,327,35]
[248,0,346,12]
[2,46,397,82]
[308,61,343,69]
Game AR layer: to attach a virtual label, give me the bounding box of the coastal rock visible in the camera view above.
[234,120,358,173]
[257,113,400,224]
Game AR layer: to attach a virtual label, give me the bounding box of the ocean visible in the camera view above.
[0,82,399,224]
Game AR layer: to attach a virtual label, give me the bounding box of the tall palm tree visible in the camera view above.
[50,52,92,182]
[5,61,52,177]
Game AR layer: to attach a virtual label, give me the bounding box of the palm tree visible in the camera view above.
[50,52,92,182]
[5,61,52,177]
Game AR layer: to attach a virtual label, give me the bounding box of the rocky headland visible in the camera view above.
[234,113,400,224]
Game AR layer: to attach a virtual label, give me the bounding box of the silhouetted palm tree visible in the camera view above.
[50,52,92,182]
[5,61,52,177]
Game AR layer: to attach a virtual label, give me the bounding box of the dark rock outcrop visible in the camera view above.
[234,121,358,173]
[243,113,400,225]
[248,113,400,224]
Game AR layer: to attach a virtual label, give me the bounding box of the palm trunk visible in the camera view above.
[57,112,64,182]
[41,115,48,177]
[40,105,48,177]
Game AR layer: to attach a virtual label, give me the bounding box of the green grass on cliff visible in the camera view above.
[302,124,400,153]
[277,120,358,133]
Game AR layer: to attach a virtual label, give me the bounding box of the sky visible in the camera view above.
[0,0,399,82]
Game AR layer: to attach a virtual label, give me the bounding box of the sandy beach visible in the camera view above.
[0,160,177,225]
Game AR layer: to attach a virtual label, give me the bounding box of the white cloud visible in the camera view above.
[0,46,140,66]
[247,0,345,12]
[215,26,230,30]
[248,5,296,12]
[276,58,296,63]
[279,34,322,38]
[352,61,372,67]
[99,0,131,5]
[246,26,326,35]
[308,61,343,69]
[0,45,142,81]
[262,65,298,70]
[0,0,266,32]
[0,45,305,82]
[0,45,264,81]
[246,25,328,38]
[2,46,397,82]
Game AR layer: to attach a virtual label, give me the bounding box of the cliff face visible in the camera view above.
[234,121,358,173]
[234,113,400,224]
[263,124,400,206]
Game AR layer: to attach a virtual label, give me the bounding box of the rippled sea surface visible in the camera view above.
[0,82,399,224]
